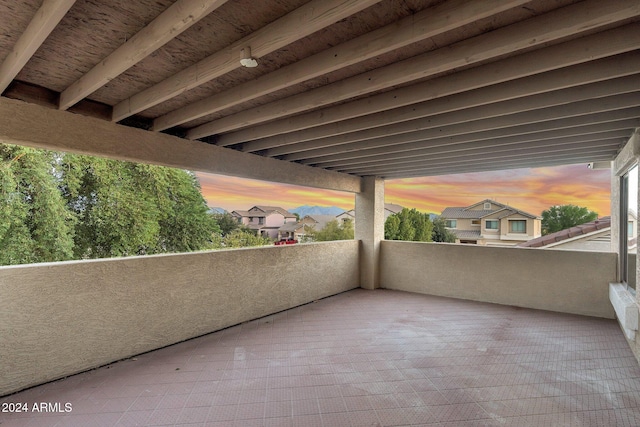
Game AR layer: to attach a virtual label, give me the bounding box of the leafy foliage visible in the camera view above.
[384,208,433,242]
[0,143,229,265]
[212,212,242,236]
[0,145,74,265]
[541,204,598,235]
[60,155,218,258]
[304,219,354,241]
[431,217,457,243]
[213,230,272,248]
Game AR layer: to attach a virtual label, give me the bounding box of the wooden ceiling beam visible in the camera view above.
[380,154,616,180]
[0,0,76,94]
[192,0,640,141]
[309,119,640,168]
[112,0,381,122]
[375,147,618,174]
[339,140,623,175]
[281,93,640,162]
[152,0,529,131]
[325,132,631,171]
[58,0,229,110]
[250,72,640,156]
[218,22,640,147]
[363,147,616,176]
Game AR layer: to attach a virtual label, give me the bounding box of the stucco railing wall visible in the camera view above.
[0,241,359,396]
[380,241,617,319]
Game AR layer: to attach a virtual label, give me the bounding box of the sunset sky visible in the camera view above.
[196,163,612,217]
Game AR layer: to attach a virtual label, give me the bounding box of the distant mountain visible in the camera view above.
[290,205,346,217]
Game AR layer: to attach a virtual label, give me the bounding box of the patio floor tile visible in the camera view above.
[2,289,639,426]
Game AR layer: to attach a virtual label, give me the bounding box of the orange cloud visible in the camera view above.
[196,173,354,211]
[196,164,611,217]
[385,165,611,216]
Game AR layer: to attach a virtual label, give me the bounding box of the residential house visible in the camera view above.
[441,199,541,246]
[336,203,404,227]
[278,214,338,241]
[232,205,297,239]
[518,216,613,251]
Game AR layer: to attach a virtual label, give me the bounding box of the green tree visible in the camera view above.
[384,208,433,242]
[60,154,218,258]
[384,214,401,240]
[431,217,456,243]
[212,212,241,236]
[0,144,75,265]
[306,219,354,241]
[216,229,272,248]
[541,204,598,235]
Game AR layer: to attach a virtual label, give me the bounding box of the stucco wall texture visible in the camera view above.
[0,241,359,396]
[380,241,617,319]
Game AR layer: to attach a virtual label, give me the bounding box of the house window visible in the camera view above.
[628,221,634,237]
[471,219,480,225]
[445,219,457,229]
[485,220,498,230]
[259,217,264,225]
[509,220,526,233]
[483,202,491,209]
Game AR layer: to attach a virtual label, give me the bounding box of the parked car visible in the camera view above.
[274,239,298,245]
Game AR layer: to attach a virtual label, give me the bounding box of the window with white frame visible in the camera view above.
[445,219,457,229]
[471,219,480,225]
[485,219,498,230]
[509,220,526,233]
[483,202,491,209]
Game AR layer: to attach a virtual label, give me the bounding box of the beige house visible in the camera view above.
[441,199,541,246]
[231,206,297,239]
[278,214,339,241]
[336,203,403,227]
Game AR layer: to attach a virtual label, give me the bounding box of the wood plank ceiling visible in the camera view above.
[1,0,639,179]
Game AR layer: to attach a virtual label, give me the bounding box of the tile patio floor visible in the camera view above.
[2,289,640,427]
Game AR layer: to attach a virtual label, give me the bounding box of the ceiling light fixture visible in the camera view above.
[240,47,258,68]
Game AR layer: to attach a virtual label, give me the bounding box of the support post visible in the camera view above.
[355,176,385,289]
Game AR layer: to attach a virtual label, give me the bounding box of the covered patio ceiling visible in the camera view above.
[1,0,639,179]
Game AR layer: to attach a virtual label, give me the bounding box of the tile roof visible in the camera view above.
[452,229,482,240]
[384,203,404,214]
[252,205,297,217]
[518,216,611,248]
[278,222,302,232]
[232,210,264,217]
[303,214,339,230]
[441,199,539,219]
[441,207,495,219]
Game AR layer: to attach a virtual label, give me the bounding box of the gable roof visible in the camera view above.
[518,216,611,248]
[232,210,264,218]
[248,206,297,218]
[441,199,539,220]
[302,215,339,230]
[384,204,404,214]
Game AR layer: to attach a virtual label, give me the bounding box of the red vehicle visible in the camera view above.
[274,239,298,245]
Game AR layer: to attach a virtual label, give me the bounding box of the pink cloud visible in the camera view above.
[197,163,611,217]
